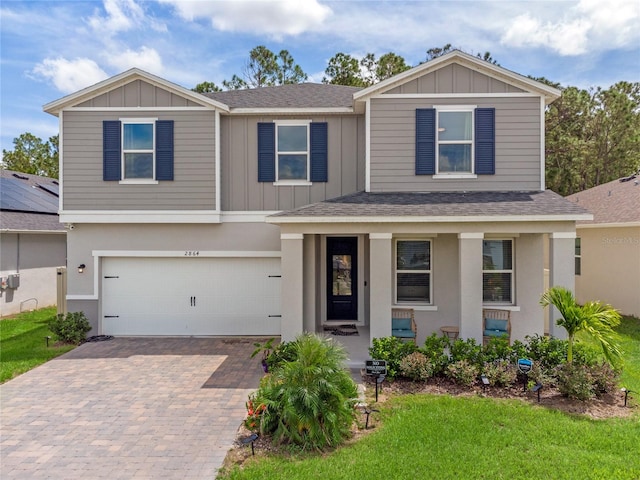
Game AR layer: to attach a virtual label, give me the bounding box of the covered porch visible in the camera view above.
[267,191,591,365]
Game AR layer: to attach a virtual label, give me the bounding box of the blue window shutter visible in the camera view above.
[475,108,495,175]
[257,123,275,182]
[103,120,121,181]
[310,122,328,182]
[156,120,174,181]
[415,109,435,175]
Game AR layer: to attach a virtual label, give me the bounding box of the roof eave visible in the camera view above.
[227,107,355,115]
[266,213,593,224]
[43,68,230,116]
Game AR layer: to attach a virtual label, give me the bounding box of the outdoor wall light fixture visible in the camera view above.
[78,264,86,274]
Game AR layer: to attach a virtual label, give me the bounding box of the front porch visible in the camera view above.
[269,191,591,352]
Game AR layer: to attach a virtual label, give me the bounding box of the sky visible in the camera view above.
[1,0,639,154]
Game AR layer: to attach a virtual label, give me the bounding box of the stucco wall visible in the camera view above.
[575,226,640,317]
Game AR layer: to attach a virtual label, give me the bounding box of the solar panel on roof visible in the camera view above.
[36,183,59,197]
[0,177,58,214]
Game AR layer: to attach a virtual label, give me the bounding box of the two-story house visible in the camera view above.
[43,50,589,348]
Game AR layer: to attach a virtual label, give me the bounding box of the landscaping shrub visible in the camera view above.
[449,338,483,369]
[525,334,567,372]
[482,337,520,364]
[47,312,91,345]
[555,363,595,401]
[446,359,479,387]
[419,333,450,375]
[250,333,358,451]
[399,352,434,381]
[369,336,417,379]
[266,339,298,371]
[482,360,517,387]
[589,362,620,396]
[527,362,556,388]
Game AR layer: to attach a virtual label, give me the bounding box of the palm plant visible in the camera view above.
[540,286,622,365]
[253,333,358,450]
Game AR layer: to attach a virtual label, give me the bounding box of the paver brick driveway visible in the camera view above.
[1,337,266,479]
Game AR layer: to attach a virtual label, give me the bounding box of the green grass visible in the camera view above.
[616,316,640,392]
[0,307,75,383]
[221,395,640,480]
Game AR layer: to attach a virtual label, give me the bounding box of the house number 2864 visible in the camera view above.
[184,251,200,256]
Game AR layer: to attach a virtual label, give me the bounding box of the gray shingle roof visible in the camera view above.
[204,83,362,109]
[566,175,640,225]
[269,190,591,221]
[0,169,63,232]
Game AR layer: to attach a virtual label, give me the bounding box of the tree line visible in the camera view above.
[2,44,638,195]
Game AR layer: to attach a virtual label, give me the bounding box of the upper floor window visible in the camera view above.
[257,121,328,184]
[123,121,154,180]
[103,119,174,183]
[437,108,473,174]
[482,239,514,304]
[395,239,432,304]
[276,122,309,182]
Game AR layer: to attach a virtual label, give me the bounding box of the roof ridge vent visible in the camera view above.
[12,173,30,180]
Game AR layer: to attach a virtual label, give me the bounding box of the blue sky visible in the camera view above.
[1,0,639,154]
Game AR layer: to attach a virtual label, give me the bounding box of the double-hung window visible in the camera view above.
[122,120,155,180]
[395,240,432,303]
[276,121,310,182]
[436,106,474,174]
[103,118,173,183]
[482,239,514,304]
[575,238,581,275]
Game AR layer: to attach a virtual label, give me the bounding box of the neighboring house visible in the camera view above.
[567,174,640,317]
[43,50,590,346]
[0,169,66,316]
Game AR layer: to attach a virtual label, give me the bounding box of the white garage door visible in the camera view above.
[101,257,281,336]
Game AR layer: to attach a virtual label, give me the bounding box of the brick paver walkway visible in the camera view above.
[0,337,267,479]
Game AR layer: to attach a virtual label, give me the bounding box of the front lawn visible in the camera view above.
[617,315,640,392]
[0,307,75,383]
[220,394,640,479]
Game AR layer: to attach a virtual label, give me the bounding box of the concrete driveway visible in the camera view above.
[0,337,266,479]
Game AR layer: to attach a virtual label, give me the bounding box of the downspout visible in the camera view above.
[16,233,20,273]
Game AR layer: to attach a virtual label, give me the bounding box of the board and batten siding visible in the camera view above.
[384,63,526,95]
[220,115,365,211]
[62,110,216,210]
[369,96,541,192]
[75,80,202,108]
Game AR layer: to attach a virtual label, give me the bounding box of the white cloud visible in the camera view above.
[31,57,109,93]
[88,0,166,35]
[501,0,640,56]
[104,46,163,74]
[160,0,331,39]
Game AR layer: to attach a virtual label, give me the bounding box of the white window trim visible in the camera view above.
[394,239,433,305]
[274,119,311,184]
[434,105,476,176]
[482,238,515,305]
[120,118,157,182]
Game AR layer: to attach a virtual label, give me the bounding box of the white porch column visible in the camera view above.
[369,233,393,344]
[458,233,484,343]
[548,232,576,339]
[514,234,545,341]
[280,233,304,342]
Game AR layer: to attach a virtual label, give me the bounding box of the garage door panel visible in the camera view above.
[102,257,281,336]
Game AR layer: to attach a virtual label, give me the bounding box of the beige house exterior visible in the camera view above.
[43,51,590,353]
[567,176,640,317]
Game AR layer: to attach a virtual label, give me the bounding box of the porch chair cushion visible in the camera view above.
[485,318,508,332]
[391,309,417,342]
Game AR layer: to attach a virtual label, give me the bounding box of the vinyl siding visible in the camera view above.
[62,110,216,210]
[370,96,541,192]
[220,115,365,211]
[75,80,202,108]
[384,64,525,94]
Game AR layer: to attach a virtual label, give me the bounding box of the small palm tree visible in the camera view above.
[540,286,622,364]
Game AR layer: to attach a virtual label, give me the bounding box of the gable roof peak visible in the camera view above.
[353,49,561,104]
[43,67,229,115]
